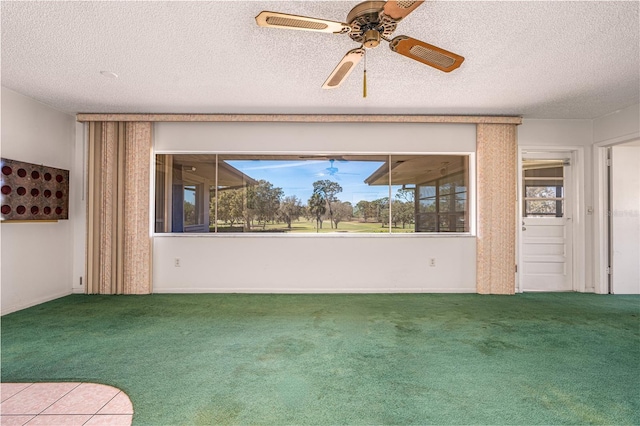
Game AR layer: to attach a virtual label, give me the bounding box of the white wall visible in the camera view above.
[1,88,77,314]
[154,122,477,153]
[518,119,593,147]
[153,122,477,293]
[593,103,640,145]
[154,235,476,293]
[611,143,640,294]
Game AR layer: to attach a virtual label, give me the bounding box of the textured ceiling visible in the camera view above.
[1,1,639,118]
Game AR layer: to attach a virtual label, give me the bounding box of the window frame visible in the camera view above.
[522,162,565,218]
[182,182,205,231]
[152,152,476,237]
[416,170,469,232]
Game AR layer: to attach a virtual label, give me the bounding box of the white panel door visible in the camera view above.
[522,217,573,291]
[521,159,573,291]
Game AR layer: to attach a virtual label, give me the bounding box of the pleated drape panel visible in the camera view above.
[476,124,517,295]
[87,122,152,294]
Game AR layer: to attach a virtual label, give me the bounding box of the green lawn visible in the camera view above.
[212,220,415,234]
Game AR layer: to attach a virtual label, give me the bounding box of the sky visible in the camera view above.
[226,159,395,205]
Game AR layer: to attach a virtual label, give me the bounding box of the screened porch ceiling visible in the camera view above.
[169,154,468,188]
[170,154,258,188]
[365,155,468,186]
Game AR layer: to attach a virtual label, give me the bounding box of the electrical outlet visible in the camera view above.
[429,258,436,267]
[174,258,181,267]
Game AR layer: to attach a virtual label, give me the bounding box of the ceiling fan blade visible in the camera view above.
[255,11,350,34]
[389,36,464,72]
[383,1,424,21]
[322,48,365,89]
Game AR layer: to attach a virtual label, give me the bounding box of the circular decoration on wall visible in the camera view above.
[31,188,40,197]
[2,166,12,176]
[44,206,52,215]
[16,205,26,215]
[31,206,39,215]
[56,174,63,183]
[55,190,63,199]
[31,170,40,180]
[17,168,27,178]
[44,172,52,181]
[1,185,12,195]
[55,207,63,215]
[17,187,26,196]
[44,189,52,198]
[1,205,11,215]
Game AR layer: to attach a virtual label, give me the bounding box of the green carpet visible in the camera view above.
[1,293,639,425]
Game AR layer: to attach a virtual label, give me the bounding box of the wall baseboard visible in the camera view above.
[153,288,476,294]
[1,291,73,316]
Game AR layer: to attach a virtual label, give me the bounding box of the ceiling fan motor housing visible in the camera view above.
[347,1,397,47]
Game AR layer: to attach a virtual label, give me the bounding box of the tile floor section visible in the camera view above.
[0,383,133,425]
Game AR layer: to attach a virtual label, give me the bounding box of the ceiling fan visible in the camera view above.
[323,159,361,180]
[255,1,464,90]
[326,159,340,175]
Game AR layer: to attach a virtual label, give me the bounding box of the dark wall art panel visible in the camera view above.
[1,158,69,221]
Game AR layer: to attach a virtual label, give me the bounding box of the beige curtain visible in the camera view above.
[476,124,518,295]
[87,122,152,294]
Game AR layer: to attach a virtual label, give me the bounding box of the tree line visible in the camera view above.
[209,179,416,230]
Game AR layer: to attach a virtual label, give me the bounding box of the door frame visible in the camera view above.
[593,133,640,294]
[517,146,585,293]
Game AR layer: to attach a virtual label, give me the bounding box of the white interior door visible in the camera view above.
[521,158,573,291]
[610,143,640,294]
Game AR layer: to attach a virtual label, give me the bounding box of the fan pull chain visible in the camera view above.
[363,49,367,98]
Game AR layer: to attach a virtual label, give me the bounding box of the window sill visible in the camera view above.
[153,232,476,238]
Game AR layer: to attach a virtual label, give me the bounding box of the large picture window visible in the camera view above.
[155,154,470,234]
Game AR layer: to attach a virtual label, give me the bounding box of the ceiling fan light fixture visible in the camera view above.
[363,29,381,48]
